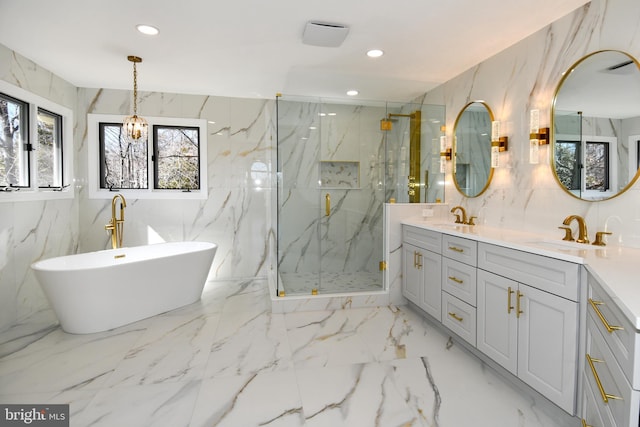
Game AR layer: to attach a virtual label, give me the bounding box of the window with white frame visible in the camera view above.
[88,114,207,199]
[0,80,73,201]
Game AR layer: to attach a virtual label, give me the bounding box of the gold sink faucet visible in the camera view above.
[451,206,468,224]
[562,214,589,244]
[105,194,126,249]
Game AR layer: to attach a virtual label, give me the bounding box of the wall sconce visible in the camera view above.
[529,109,550,164]
[490,121,508,168]
[439,135,451,173]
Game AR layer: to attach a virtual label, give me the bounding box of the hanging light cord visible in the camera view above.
[128,55,142,116]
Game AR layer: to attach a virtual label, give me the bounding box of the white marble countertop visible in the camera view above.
[403,218,640,329]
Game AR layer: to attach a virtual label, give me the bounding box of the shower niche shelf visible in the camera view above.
[319,161,360,189]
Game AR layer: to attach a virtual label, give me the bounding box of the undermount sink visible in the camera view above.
[524,239,599,251]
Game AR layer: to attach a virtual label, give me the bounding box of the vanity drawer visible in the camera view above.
[477,243,579,301]
[442,234,477,266]
[403,225,442,253]
[581,371,615,427]
[442,257,476,306]
[586,316,640,427]
[588,272,640,390]
[442,292,476,346]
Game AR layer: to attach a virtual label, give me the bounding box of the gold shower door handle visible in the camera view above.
[325,193,330,216]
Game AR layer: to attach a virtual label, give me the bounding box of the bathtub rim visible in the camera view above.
[31,241,218,272]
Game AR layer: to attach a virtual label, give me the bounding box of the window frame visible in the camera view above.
[87,114,208,200]
[37,107,64,189]
[152,124,202,191]
[555,133,617,199]
[0,80,73,202]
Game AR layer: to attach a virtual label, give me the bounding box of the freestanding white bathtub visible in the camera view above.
[31,241,217,334]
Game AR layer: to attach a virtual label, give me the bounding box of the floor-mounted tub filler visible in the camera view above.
[31,241,217,334]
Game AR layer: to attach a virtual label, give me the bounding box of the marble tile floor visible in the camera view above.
[0,278,580,427]
[280,271,382,296]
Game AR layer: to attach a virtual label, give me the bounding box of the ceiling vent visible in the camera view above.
[302,21,349,47]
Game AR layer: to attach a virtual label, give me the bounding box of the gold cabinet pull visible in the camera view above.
[448,312,464,322]
[581,420,593,427]
[516,290,524,318]
[448,246,464,253]
[448,276,463,284]
[413,251,423,269]
[586,354,623,403]
[325,193,331,216]
[507,287,515,314]
[589,299,624,333]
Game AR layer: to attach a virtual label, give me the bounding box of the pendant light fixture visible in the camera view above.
[123,55,148,141]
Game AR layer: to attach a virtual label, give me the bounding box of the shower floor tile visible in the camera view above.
[279,271,382,295]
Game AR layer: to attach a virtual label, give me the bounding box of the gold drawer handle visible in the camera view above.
[448,276,464,284]
[507,287,515,314]
[516,290,524,318]
[448,312,464,322]
[586,354,623,403]
[589,299,624,333]
[581,420,593,427]
[448,246,464,253]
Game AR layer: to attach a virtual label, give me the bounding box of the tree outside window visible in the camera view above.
[153,125,200,190]
[0,93,29,188]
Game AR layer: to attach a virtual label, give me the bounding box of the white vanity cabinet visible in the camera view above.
[441,234,478,346]
[402,226,442,321]
[401,224,582,416]
[476,243,580,414]
[582,271,640,427]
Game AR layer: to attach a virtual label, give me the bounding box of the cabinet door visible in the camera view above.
[477,269,518,375]
[419,249,442,321]
[402,243,422,305]
[517,283,578,414]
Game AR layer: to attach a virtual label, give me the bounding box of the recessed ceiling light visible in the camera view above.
[367,49,384,58]
[346,90,359,96]
[136,24,159,36]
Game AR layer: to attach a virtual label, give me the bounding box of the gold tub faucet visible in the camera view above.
[105,194,127,249]
[562,214,589,244]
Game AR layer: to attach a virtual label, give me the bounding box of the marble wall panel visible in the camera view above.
[0,45,78,332]
[76,89,275,281]
[425,0,640,246]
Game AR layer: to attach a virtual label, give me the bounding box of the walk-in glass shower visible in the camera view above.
[276,96,444,296]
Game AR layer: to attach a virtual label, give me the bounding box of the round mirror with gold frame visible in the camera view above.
[551,50,640,201]
[453,101,495,198]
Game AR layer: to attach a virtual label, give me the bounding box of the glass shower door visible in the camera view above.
[277,96,387,296]
[277,97,322,295]
[317,101,386,294]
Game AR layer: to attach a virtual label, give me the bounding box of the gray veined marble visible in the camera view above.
[0,278,578,426]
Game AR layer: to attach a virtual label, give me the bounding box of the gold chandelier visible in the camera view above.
[123,55,148,141]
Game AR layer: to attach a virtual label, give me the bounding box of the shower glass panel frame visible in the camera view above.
[276,96,388,296]
[276,96,445,297]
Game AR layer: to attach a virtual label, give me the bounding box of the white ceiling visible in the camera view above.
[0,0,591,102]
